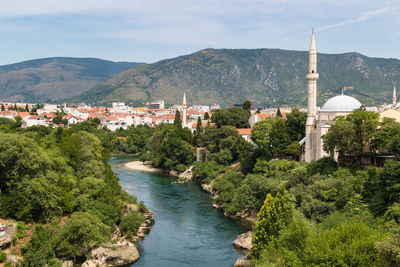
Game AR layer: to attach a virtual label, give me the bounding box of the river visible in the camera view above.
[110,156,250,267]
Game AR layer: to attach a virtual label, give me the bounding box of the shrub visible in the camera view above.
[16,221,28,239]
[54,212,110,260]
[303,219,385,266]
[48,258,62,267]
[119,211,145,240]
[0,251,6,263]
[22,226,55,266]
[307,156,337,175]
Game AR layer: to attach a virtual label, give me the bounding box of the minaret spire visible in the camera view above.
[393,85,397,107]
[182,91,187,127]
[305,29,319,162]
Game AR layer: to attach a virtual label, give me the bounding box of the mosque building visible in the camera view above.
[302,30,362,162]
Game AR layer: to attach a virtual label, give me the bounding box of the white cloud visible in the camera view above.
[317,6,398,32]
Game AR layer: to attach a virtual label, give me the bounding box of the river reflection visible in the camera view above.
[110,157,250,267]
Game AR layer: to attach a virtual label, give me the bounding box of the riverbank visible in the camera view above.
[82,205,155,267]
[123,161,164,173]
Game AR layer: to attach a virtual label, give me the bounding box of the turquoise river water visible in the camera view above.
[110,157,249,267]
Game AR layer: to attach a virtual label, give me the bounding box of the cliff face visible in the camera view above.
[74,48,400,107]
[0,58,142,102]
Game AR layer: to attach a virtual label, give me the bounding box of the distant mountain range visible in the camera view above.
[1,50,400,107]
[0,58,142,103]
[71,49,400,107]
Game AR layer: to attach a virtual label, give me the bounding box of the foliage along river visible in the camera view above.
[110,156,250,267]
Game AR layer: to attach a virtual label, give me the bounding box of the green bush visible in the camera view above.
[22,226,55,266]
[88,200,120,228]
[303,219,385,266]
[0,251,6,263]
[48,258,62,267]
[16,221,28,239]
[54,212,110,260]
[119,211,145,240]
[192,161,225,183]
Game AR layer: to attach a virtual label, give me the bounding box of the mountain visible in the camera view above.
[73,49,400,107]
[0,58,143,103]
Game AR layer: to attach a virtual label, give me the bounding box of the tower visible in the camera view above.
[393,86,397,107]
[305,29,319,162]
[182,91,187,127]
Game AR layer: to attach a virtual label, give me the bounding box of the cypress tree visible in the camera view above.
[174,110,182,127]
[251,189,293,259]
[1,104,4,111]
[276,107,282,117]
[204,112,209,120]
[195,117,203,134]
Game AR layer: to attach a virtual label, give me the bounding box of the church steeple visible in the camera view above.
[393,86,397,107]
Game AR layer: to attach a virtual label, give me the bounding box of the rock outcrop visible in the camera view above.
[234,254,251,267]
[82,242,139,267]
[233,231,252,250]
[174,166,193,184]
[0,223,16,247]
[82,208,155,267]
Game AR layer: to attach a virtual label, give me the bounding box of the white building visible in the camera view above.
[110,102,132,114]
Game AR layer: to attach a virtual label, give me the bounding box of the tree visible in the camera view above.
[252,189,293,259]
[204,112,210,120]
[212,107,250,128]
[276,107,282,117]
[194,117,203,146]
[0,104,4,111]
[372,118,400,157]
[242,100,251,111]
[322,109,379,162]
[54,212,110,260]
[25,104,29,112]
[251,117,291,157]
[174,110,182,127]
[286,108,307,141]
[119,211,145,240]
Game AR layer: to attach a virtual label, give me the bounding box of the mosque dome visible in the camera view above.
[321,95,362,112]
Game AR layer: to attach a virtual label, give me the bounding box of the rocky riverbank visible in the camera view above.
[233,231,253,267]
[82,205,155,267]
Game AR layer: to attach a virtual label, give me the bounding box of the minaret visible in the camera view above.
[393,86,397,107]
[182,91,187,127]
[305,29,319,162]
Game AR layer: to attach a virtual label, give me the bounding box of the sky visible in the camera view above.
[0,0,399,65]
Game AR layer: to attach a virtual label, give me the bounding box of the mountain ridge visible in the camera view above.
[72,48,400,107]
[0,57,143,103]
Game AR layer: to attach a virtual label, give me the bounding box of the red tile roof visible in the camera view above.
[237,128,252,136]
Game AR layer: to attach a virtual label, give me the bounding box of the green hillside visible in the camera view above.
[0,58,142,103]
[73,49,400,107]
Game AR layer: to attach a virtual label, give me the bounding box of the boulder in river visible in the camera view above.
[233,231,253,250]
[81,243,139,267]
[234,253,251,267]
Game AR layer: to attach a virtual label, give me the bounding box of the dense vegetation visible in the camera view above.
[189,107,400,266]
[0,118,146,265]
[2,104,400,266]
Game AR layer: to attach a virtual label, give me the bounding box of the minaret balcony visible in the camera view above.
[306,73,319,80]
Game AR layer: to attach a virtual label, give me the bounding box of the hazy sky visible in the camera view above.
[0,0,399,65]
